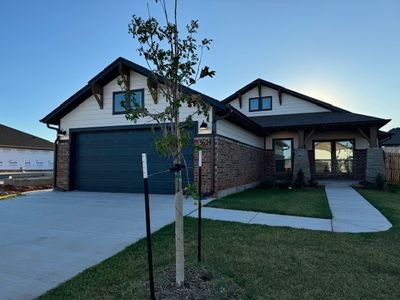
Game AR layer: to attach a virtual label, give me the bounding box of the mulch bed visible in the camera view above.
[0,184,53,197]
[146,266,242,299]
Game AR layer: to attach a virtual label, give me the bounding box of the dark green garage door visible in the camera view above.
[71,127,194,194]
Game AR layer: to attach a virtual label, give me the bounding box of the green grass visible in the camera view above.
[0,193,19,201]
[39,186,400,299]
[206,187,332,219]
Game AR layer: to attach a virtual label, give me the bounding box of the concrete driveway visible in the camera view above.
[0,191,200,300]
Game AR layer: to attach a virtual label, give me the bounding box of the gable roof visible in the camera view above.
[0,124,54,150]
[40,57,226,125]
[250,112,390,130]
[222,78,348,113]
[381,128,400,146]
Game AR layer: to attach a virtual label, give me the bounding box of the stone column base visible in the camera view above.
[365,148,385,183]
[293,149,311,183]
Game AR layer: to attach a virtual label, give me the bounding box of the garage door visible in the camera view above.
[71,127,194,194]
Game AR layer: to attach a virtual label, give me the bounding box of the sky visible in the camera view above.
[0,0,399,142]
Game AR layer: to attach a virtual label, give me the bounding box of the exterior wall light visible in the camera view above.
[200,121,208,129]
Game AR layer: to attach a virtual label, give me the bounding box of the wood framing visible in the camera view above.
[91,82,103,109]
[118,62,130,90]
[238,93,242,108]
[278,89,282,105]
[304,128,316,146]
[369,125,378,148]
[257,81,262,98]
[298,129,305,149]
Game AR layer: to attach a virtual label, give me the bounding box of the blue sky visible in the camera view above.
[0,0,398,142]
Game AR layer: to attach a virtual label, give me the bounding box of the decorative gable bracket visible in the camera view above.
[118,62,130,90]
[91,82,104,109]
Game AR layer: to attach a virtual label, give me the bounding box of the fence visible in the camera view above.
[386,152,400,185]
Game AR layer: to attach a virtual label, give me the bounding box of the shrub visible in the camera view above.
[294,169,305,188]
[375,173,385,190]
[257,178,276,189]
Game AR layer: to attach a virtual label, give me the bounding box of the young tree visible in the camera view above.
[121,0,214,286]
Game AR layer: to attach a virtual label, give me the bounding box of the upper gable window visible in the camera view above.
[113,89,144,115]
[249,96,272,112]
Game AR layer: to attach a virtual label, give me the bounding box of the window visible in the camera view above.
[273,139,293,172]
[249,96,272,111]
[314,140,354,175]
[113,89,144,114]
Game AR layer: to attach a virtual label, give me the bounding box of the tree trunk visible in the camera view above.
[175,157,185,286]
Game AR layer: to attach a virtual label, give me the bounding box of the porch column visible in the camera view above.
[292,149,311,183]
[298,129,305,149]
[369,125,378,148]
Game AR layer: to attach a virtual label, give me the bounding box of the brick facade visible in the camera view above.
[353,150,366,180]
[55,141,70,191]
[194,136,214,194]
[194,135,268,197]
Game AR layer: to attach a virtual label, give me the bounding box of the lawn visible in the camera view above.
[0,193,19,201]
[206,187,332,219]
[39,185,400,299]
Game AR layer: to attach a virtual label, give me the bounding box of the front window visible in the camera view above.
[249,96,272,112]
[273,139,293,172]
[314,140,354,175]
[113,89,144,114]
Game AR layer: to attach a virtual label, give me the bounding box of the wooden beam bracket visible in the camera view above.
[278,89,283,105]
[238,93,242,108]
[91,82,104,109]
[257,81,262,98]
[304,128,316,146]
[118,62,130,90]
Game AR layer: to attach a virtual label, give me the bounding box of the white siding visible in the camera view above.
[216,119,264,148]
[0,147,53,171]
[60,70,212,139]
[229,85,330,117]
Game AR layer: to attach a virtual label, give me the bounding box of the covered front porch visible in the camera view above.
[255,112,390,183]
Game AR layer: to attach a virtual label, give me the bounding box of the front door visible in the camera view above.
[314,140,354,178]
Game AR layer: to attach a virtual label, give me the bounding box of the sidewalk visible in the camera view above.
[190,182,392,233]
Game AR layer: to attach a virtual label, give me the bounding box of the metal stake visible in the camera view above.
[142,153,155,300]
[198,150,202,263]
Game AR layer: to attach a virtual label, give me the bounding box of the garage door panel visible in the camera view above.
[72,128,194,194]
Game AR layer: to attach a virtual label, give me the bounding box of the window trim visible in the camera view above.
[272,138,294,173]
[112,89,144,115]
[248,96,272,112]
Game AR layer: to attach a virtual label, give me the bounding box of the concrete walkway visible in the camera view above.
[190,181,392,233]
[324,181,392,233]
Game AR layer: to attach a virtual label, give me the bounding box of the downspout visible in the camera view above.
[46,124,61,189]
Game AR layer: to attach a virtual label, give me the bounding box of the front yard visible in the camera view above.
[206,187,332,219]
[39,185,400,299]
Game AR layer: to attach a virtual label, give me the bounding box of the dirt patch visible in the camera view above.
[145,266,242,299]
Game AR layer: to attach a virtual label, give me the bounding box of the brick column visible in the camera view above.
[366,148,385,183]
[56,141,70,191]
[293,148,311,183]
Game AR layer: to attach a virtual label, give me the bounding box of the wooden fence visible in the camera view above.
[386,152,400,185]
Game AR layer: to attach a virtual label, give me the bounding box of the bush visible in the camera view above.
[294,169,305,188]
[375,173,385,190]
[257,178,276,189]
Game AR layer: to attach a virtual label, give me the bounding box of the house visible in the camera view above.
[41,57,390,196]
[0,124,54,171]
[381,128,400,153]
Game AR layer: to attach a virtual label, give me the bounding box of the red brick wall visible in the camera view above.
[56,141,70,190]
[194,136,214,194]
[214,136,267,193]
[194,135,268,196]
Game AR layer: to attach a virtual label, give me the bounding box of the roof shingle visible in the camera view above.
[0,124,54,150]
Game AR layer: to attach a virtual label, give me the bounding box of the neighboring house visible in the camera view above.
[381,128,400,153]
[41,57,390,196]
[0,124,54,171]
